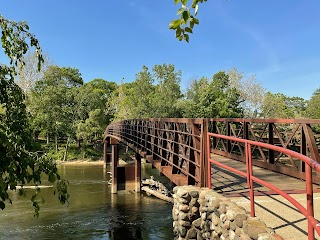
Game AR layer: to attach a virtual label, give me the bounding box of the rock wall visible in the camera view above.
[172,186,283,240]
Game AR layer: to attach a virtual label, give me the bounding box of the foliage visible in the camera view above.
[306,88,320,119]
[112,64,182,119]
[170,0,207,42]
[152,64,182,117]
[261,92,306,119]
[0,15,69,215]
[29,66,83,144]
[227,68,266,118]
[178,71,243,118]
[75,79,117,145]
[15,52,52,95]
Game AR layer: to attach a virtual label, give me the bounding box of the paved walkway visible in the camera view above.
[210,154,320,240]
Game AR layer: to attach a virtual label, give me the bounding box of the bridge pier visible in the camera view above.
[103,141,112,164]
[110,138,119,194]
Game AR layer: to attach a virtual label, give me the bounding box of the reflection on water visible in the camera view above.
[0,164,173,239]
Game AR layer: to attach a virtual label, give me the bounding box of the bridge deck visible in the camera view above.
[210,154,320,239]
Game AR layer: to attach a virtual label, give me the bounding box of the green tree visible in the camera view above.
[0,15,68,215]
[261,92,306,119]
[178,71,243,118]
[152,64,182,117]
[29,66,83,150]
[306,88,320,119]
[75,78,117,147]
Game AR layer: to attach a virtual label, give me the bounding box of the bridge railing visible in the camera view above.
[208,118,320,184]
[207,132,320,240]
[105,118,208,186]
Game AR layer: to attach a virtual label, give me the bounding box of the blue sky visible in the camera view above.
[1,0,320,99]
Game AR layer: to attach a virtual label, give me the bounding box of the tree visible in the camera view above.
[178,71,243,118]
[261,92,306,119]
[152,64,182,117]
[0,15,69,215]
[227,68,266,118]
[75,78,117,147]
[29,66,83,150]
[306,88,320,119]
[15,52,52,95]
[170,0,207,42]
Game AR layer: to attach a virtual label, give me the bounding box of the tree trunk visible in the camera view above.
[55,135,58,153]
[77,139,81,148]
[63,137,69,161]
[47,134,50,144]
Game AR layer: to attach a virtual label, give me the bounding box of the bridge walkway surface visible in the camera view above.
[210,154,320,240]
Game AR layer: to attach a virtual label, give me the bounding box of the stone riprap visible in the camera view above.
[172,186,284,240]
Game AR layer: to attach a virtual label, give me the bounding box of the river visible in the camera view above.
[0,163,173,239]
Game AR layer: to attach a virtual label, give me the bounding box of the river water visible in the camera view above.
[0,164,173,239]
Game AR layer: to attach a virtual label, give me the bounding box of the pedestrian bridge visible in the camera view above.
[104,118,320,239]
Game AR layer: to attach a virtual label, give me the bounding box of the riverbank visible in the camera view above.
[57,159,129,166]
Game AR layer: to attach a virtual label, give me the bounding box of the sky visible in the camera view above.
[1,0,320,99]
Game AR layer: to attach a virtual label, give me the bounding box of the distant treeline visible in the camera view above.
[14,55,320,160]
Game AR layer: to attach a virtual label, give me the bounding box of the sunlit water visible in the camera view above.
[0,164,173,239]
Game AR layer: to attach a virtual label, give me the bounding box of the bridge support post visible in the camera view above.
[104,141,111,165]
[111,138,119,194]
[135,153,141,192]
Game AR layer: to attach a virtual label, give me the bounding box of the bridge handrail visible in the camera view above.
[207,132,320,239]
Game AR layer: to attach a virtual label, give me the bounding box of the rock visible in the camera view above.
[221,228,229,237]
[220,213,227,222]
[179,212,189,221]
[226,209,237,221]
[186,227,199,239]
[229,230,236,240]
[189,198,199,208]
[211,231,219,240]
[257,233,277,240]
[243,220,271,240]
[230,221,236,231]
[202,232,211,239]
[219,203,227,214]
[234,214,247,228]
[177,188,189,198]
[212,214,220,226]
[213,199,223,208]
[235,227,243,236]
[189,190,199,198]
[179,204,190,212]
[201,212,207,220]
[192,218,201,229]
[179,220,191,227]
[215,225,222,235]
[191,207,199,214]
[239,233,251,240]
[223,219,230,229]
[178,225,187,237]
[178,197,189,204]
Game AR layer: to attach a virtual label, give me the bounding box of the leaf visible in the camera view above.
[177,7,185,15]
[185,27,193,33]
[190,20,195,29]
[184,34,189,43]
[193,18,199,24]
[182,11,189,23]
[181,0,188,6]
[169,19,183,29]
[195,4,199,16]
[174,0,180,4]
